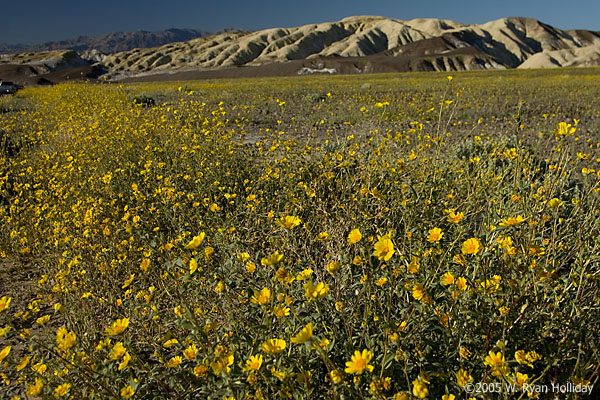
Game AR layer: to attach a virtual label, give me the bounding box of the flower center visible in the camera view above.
[355,359,366,370]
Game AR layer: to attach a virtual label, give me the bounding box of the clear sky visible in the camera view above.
[4,0,600,45]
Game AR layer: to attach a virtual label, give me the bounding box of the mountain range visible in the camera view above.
[1,16,600,84]
[0,28,246,55]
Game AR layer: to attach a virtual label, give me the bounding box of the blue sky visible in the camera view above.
[5,0,600,44]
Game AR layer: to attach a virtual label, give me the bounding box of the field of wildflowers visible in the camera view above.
[0,68,599,399]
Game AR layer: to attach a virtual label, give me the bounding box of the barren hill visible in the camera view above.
[519,45,600,68]
[100,16,600,79]
[0,50,107,85]
[2,16,600,84]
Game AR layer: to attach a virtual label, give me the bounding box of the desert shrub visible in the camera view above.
[132,95,155,107]
[0,71,599,399]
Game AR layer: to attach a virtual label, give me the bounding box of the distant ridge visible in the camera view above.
[2,16,600,84]
[0,28,243,55]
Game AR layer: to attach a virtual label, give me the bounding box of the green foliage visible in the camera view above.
[0,68,599,399]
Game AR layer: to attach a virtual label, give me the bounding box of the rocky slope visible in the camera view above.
[99,16,600,79]
[2,16,600,84]
[0,50,105,85]
[518,45,600,68]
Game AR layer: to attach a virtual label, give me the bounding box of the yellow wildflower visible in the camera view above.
[204,246,214,261]
[163,338,179,348]
[56,327,76,351]
[271,367,286,380]
[245,261,256,273]
[214,281,225,294]
[273,304,290,318]
[304,280,330,300]
[515,350,532,367]
[453,253,467,267]
[261,339,286,355]
[514,372,529,388]
[344,349,374,374]
[0,325,10,337]
[31,362,47,375]
[189,257,198,275]
[459,347,471,359]
[109,342,126,360]
[326,260,341,273]
[251,288,271,306]
[184,232,205,249]
[499,215,525,227]
[526,350,541,364]
[0,296,11,312]
[16,356,30,371]
[296,268,314,281]
[461,238,482,255]
[121,273,135,289]
[0,346,11,362]
[118,352,130,370]
[556,121,576,136]
[316,232,330,241]
[347,228,362,244]
[330,369,343,383]
[353,255,365,266]
[412,379,429,398]
[276,215,302,229]
[120,385,135,398]
[275,267,294,284]
[291,323,313,344]
[261,250,283,266]
[36,315,51,325]
[311,338,330,350]
[376,277,388,286]
[484,351,507,376]
[243,354,263,372]
[237,252,251,262]
[427,227,444,243]
[456,368,472,387]
[448,211,465,223]
[174,306,185,317]
[140,258,151,272]
[184,344,199,360]
[441,272,455,286]
[166,355,182,368]
[412,283,425,301]
[210,352,234,376]
[54,383,71,397]
[373,236,394,261]
[27,378,43,396]
[547,198,561,208]
[105,318,129,335]
[194,364,209,377]
[408,256,420,273]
